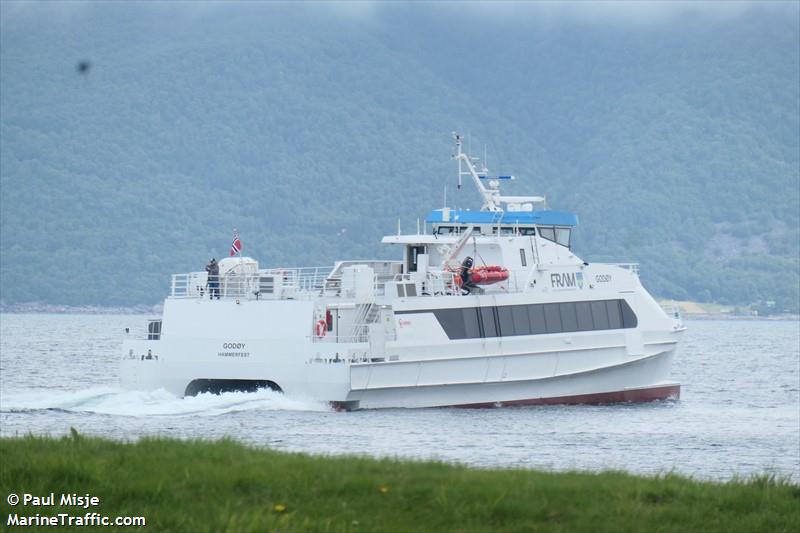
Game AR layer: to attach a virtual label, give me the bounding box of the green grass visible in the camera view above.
[1,432,798,532]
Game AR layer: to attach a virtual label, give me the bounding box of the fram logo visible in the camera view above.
[551,272,581,289]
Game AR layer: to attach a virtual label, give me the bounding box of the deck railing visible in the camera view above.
[170,262,638,301]
[170,266,337,300]
[170,264,472,301]
[610,263,640,275]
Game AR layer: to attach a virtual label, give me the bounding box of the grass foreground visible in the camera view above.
[1,433,798,532]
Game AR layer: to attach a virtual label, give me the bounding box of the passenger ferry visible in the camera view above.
[121,134,684,409]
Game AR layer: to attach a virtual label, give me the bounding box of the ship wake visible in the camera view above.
[0,386,331,416]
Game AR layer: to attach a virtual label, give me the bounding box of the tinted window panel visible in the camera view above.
[480,306,498,338]
[433,309,466,339]
[497,306,515,336]
[555,228,571,247]
[512,305,531,335]
[621,300,638,328]
[427,299,633,340]
[559,302,578,332]
[575,301,593,331]
[405,284,417,297]
[463,308,481,339]
[606,300,622,329]
[539,227,555,242]
[529,304,547,334]
[544,303,562,333]
[590,301,610,330]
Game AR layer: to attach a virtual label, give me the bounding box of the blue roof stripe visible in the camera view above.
[426,209,578,227]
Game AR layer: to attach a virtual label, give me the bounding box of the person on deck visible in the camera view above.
[206,258,220,300]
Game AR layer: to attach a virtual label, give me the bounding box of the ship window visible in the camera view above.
[543,303,562,333]
[539,226,556,242]
[606,300,623,329]
[621,300,638,328]
[559,302,578,332]
[424,299,637,341]
[528,304,547,334]
[396,284,406,297]
[556,228,571,248]
[590,301,610,330]
[407,245,425,273]
[433,308,466,340]
[437,226,454,234]
[147,320,162,340]
[479,306,498,338]
[519,249,527,267]
[520,227,536,236]
[463,308,481,339]
[575,302,593,331]
[511,305,531,335]
[497,306,515,336]
[405,283,417,297]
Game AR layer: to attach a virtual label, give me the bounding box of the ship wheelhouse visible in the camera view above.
[425,208,578,248]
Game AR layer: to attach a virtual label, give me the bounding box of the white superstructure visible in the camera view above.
[121,134,684,409]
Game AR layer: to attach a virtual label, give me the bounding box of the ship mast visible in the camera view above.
[452,132,544,213]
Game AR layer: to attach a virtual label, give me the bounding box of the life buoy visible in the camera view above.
[315,319,327,337]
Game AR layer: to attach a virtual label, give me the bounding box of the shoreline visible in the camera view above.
[1,303,796,321]
[0,303,162,315]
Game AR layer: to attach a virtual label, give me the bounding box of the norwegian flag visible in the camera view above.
[230,229,242,257]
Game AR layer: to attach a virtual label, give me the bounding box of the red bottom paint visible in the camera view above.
[451,383,681,408]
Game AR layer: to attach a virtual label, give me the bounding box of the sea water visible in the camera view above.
[1,314,798,481]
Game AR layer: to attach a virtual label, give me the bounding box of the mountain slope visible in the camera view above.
[1,3,797,310]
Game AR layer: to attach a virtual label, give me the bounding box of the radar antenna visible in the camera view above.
[451,132,545,212]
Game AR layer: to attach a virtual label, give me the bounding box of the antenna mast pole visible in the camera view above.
[452,131,501,212]
[455,133,462,191]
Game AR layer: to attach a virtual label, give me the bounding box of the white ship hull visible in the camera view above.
[121,291,683,410]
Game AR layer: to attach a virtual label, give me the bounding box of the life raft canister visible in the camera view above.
[468,266,510,285]
[315,319,327,337]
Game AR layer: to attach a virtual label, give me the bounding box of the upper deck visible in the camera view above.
[167,134,636,304]
[426,208,578,227]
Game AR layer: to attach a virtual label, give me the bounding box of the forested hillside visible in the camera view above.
[1,2,798,311]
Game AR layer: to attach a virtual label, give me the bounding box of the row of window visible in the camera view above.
[399,299,638,340]
[432,224,571,247]
[435,226,537,236]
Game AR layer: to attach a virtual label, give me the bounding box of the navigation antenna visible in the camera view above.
[451,131,545,213]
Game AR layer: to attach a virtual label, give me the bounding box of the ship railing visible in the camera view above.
[312,331,397,345]
[171,265,528,300]
[661,301,683,324]
[169,266,337,300]
[610,263,640,275]
[388,270,462,297]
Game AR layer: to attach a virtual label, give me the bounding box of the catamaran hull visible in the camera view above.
[121,333,680,410]
[342,346,679,409]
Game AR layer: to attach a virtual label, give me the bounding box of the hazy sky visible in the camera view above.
[1,0,796,26]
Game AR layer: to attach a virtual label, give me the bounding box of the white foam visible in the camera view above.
[0,386,331,416]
